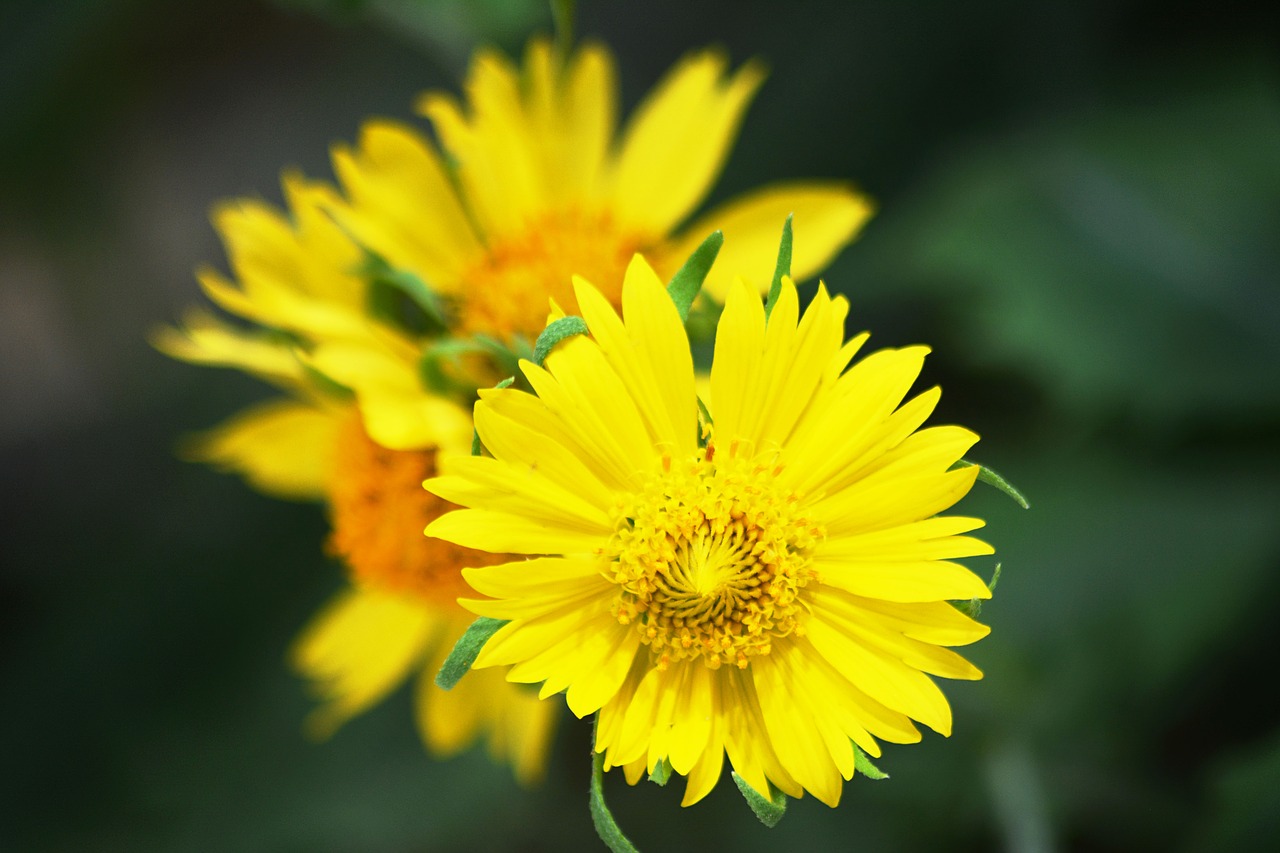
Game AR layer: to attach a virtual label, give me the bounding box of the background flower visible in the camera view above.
[3,1,1278,850]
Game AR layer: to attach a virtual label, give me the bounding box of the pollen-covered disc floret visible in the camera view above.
[608,442,824,671]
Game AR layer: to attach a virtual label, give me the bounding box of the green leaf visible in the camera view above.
[434,617,508,690]
[533,315,590,365]
[590,750,640,853]
[954,459,1031,509]
[988,561,1003,594]
[666,230,724,323]
[731,771,787,828]
[764,214,794,321]
[417,338,483,396]
[361,253,448,336]
[298,361,354,402]
[696,396,714,448]
[551,0,575,52]
[648,758,672,786]
[853,744,890,780]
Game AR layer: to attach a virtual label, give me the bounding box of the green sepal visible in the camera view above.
[764,214,794,321]
[361,252,448,337]
[731,771,787,828]
[590,750,640,853]
[417,338,484,397]
[954,459,1030,509]
[648,758,672,786]
[470,376,515,456]
[533,315,590,365]
[666,230,724,323]
[853,744,889,780]
[696,396,714,448]
[434,616,508,690]
[299,361,354,402]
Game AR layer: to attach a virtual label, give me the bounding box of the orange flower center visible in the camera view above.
[606,441,824,671]
[458,209,653,339]
[326,415,507,606]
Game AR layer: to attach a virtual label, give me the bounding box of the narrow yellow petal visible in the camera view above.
[669,182,874,301]
[330,120,482,291]
[182,398,341,500]
[611,51,766,235]
[814,556,993,603]
[290,586,437,738]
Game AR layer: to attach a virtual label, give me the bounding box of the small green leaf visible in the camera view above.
[764,214,794,321]
[551,0,575,52]
[954,459,1031,509]
[361,252,448,335]
[666,231,724,323]
[648,758,672,786]
[533,316,590,365]
[732,771,787,828]
[988,561,1003,593]
[853,744,890,780]
[417,338,484,396]
[434,617,508,689]
[590,750,640,853]
[299,362,354,401]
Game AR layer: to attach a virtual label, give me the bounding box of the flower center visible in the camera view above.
[458,209,650,339]
[606,442,824,670]
[327,415,507,605]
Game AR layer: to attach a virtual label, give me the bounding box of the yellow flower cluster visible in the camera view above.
[159,35,872,790]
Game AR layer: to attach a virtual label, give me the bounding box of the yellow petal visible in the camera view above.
[814,556,993,603]
[182,398,341,500]
[668,182,874,300]
[574,258,697,457]
[610,51,766,236]
[414,612,560,784]
[805,617,955,736]
[152,310,304,388]
[307,339,473,452]
[329,120,482,291]
[291,585,438,738]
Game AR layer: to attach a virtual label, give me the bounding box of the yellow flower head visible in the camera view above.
[326,37,872,340]
[427,256,994,807]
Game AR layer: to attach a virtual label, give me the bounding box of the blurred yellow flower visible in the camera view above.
[426,257,994,806]
[324,37,872,339]
[155,181,555,782]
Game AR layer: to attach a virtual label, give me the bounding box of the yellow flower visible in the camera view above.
[324,37,872,340]
[426,257,994,807]
[155,187,555,783]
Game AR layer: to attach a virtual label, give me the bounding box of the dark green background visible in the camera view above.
[3,0,1278,849]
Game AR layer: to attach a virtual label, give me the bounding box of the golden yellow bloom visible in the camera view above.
[426,257,994,807]
[155,186,555,782]
[324,37,871,340]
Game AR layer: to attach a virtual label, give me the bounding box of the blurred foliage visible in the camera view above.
[2,0,1278,850]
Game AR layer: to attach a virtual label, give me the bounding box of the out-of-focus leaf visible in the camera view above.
[849,64,1280,426]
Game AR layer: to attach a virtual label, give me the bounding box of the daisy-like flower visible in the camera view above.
[156,180,556,783]
[426,256,995,807]
[324,37,871,340]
